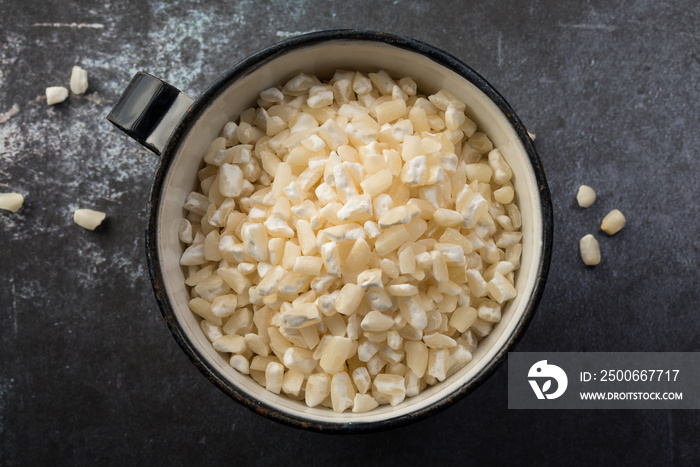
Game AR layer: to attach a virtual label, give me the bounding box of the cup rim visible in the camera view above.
[145,29,553,433]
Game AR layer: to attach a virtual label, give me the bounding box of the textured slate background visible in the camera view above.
[1,0,698,465]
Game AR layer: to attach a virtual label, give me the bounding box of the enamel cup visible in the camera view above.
[107,30,552,432]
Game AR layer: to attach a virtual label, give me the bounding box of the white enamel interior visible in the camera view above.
[157,39,543,425]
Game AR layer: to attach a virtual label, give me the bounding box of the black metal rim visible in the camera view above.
[145,29,553,434]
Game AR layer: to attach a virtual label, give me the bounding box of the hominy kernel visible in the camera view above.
[580,234,601,266]
[0,193,24,213]
[73,208,106,230]
[46,86,68,105]
[601,209,626,235]
[70,66,88,94]
[576,185,596,208]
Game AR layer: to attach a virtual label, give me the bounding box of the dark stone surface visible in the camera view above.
[0,0,698,465]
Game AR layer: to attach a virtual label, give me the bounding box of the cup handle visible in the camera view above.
[106,72,194,156]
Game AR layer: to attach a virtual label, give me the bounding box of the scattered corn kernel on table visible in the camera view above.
[1,0,698,464]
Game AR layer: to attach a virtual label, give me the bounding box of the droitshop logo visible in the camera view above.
[528,360,568,400]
